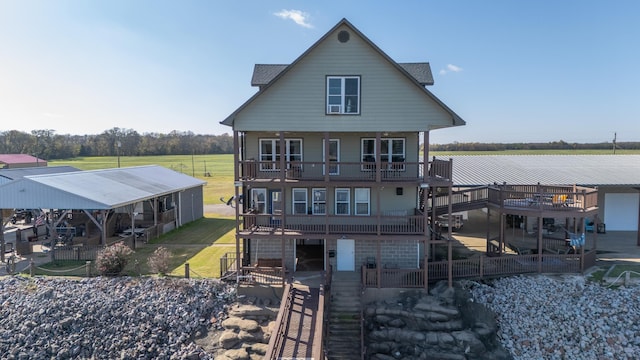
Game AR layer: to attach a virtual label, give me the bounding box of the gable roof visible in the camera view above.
[0,165,206,210]
[0,166,79,185]
[251,62,434,87]
[437,155,640,187]
[0,154,46,165]
[221,18,463,127]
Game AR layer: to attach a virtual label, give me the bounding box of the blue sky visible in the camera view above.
[0,1,638,144]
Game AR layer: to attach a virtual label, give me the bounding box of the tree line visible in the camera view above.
[0,128,233,160]
[429,140,637,152]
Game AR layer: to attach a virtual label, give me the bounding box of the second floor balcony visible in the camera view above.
[239,210,428,237]
[239,157,452,183]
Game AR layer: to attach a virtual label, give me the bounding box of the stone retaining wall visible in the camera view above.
[363,282,512,360]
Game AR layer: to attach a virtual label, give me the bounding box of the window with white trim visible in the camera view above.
[259,139,303,171]
[361,138,406,170]
[354,188,370,216]
[292,188,308,215]
[335,188,350,215]
[312,188,326,215]
[250,188,267,214]
[327,76,360,114]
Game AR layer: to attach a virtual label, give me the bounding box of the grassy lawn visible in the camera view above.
[606,264,640,278]
[30,214,238,278]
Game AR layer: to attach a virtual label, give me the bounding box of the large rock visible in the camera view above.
[222,317,260,332]
[451,330,486,356]
[223,348,249,360]
[229,304,277,318]
[219,331,240,349]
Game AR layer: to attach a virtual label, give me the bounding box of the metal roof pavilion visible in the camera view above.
[0,165,206,210]
[436,155,640,187]
[0,166,79,185]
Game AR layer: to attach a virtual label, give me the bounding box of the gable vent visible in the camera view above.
[338,30,350,43]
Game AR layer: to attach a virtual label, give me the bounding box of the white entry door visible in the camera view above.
[336,239,355,271]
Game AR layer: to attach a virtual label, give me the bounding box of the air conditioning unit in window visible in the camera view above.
[328,105,341,114]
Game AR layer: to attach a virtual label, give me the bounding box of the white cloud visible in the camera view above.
[41,112,64,119]
[439,64,463,75]
[274,9,313,28]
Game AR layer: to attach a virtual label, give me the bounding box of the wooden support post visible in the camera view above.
[86,261,91,277]
[537,217,543,273]
[185,263,190,279]
[376,238,381,289]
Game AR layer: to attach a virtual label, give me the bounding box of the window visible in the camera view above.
[327,76,360,114]
[335,188,350,215]
[355,188,370,215]
[292,188,308,215]
[259,139,303,171]
[323,139,340,175]
[361,138,405,170]
[312,188,326,215]
[250,188,267,214]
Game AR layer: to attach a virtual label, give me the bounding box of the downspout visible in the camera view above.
[279,131,286,284]
[447,184,453,288]
[233,130,241,283]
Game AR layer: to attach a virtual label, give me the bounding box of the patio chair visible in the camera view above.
[366,257,376,269]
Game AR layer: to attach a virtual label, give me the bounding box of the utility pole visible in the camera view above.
[613,132,617,154]
[117,141,122,168]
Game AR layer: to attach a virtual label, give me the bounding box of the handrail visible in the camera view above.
[264,282,294,360]
[312,284,326,360]
[360,273,366,360]
[322,265,333,359]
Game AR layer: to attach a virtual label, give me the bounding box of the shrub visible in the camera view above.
[96,242,134,276]
[147,246,172,275]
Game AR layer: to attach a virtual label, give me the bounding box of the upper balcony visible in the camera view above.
[487,184,598,216]
[239,157,452,184]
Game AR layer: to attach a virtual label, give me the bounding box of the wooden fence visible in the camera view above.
[52,245,104,261]
[362,250,593,288]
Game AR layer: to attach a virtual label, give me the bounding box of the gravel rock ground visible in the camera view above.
[0,276,235,360]
[465,275,640,360]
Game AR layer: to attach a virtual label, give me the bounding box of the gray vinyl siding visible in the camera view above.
[233,25,455,132]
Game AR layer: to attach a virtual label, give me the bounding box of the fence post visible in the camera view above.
[29,258,35,277]
[185,263,190,279]
[86,261,91,277]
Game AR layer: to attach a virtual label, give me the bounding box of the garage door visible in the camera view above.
[604,193,639,231]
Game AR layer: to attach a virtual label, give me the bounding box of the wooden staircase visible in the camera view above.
[326,271,362,360]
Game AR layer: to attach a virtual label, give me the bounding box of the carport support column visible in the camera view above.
[101,211,108,246]
[0,213,5,262]
[537,217,543,273]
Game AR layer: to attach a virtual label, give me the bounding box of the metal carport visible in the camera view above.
[0,165,206,259]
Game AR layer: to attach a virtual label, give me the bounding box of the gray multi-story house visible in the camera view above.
[221,19,465,283]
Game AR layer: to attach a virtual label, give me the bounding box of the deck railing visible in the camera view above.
[239,159,452,182]
[240,213,425,235]
[362,250,593,288]
[488,185,598,212]
[264,283,294,360]
[219,252,239,278]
